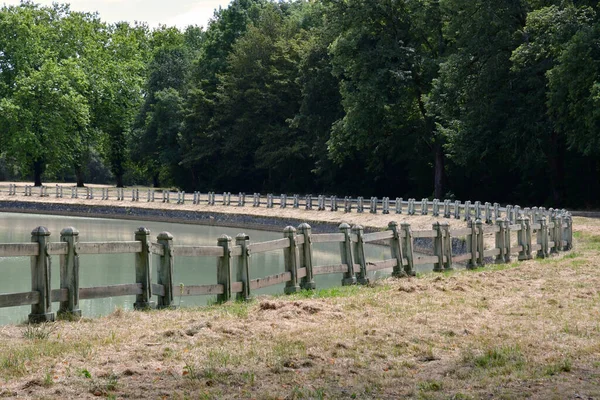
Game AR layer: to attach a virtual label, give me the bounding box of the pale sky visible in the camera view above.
[2,0,233,29]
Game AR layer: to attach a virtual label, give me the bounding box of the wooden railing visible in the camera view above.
[0,214,573,323]
[1,184,565,223]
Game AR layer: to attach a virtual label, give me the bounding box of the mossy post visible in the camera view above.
[467,220,477,270]
[442,223,453,271]
[29,227,54,323]
[495,219,506,264]
[401,222,415,276]
[433,222,444,272]
[517,217,528,261]
[284,226,301,294]
[134,227,154,310]
[564,214,573,251]
[59,227,81,318]
[157,232,175,309]
[503,219,511,263]
[236,233,251,301]
[298,223,316,290]
[388,221,406,278]
[340,223,357,286]
[476,219,485,267]
[551,215,561,255]
[537,217,549,259]
[352,225,369,284]
[217,235,232,303]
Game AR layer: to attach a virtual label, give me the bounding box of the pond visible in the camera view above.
[0,212,400,325]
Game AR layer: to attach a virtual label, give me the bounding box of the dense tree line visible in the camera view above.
[1,0,599,208]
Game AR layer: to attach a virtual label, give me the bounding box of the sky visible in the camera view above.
[2,0,233,29]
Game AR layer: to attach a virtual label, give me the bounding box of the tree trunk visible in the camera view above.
[33,160,44,187]
[152,173,160,188]
[115,174,124,188]
[75,166,85,188]
[433,143,445,199]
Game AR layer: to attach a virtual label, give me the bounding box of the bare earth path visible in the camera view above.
[0,196,596,398]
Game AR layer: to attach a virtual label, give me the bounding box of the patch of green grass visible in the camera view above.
[0,340,77,378]
[286,285,363,300]
[417,379,443,392]
[463,345,525,376]
[544,358,572,376]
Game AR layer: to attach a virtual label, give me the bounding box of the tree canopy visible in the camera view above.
[1,0,599,208]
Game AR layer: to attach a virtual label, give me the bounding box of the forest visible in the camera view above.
[0,0,599,208]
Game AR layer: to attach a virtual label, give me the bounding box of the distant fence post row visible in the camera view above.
[0,212,573,323]
[4,184,567,224]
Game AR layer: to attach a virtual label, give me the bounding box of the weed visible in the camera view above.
[544,358,572,376]
[418,379,443,392]
[182,362,199,380]
[22,323,55,340]
[78,368,92,379]
[43,371,54,387]
[464,345,525,376]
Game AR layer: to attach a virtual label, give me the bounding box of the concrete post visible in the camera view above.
[235,233,251,301]
[284,227,301,294]
[401,223,415,276]
[298,223,316,290]
[217,235,232,303]
[59,227,81,318]
[340,223,357,286]
[388,222,405,278]
[134,227,154,310]
[29,227,54,323]
[157,232,175,309]
[352,225,369,284]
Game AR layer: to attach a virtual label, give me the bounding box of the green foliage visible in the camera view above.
[1,0,600,206]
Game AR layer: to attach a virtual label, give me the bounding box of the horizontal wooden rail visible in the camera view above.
[0,291,40,307]
[413,230,438,239]
[452,228,471,236]
[173,246,224,257]
[313,264,348,275]
[47,242,68,255]
[248,238,290,253]
[0,243,38,257]
[79,284,143,300]
[77,241,142,255]
[173,284,224,296]
[250,272,292,290]
[149,242,164,256]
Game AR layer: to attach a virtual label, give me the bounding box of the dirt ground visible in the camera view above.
[0,213,597,399]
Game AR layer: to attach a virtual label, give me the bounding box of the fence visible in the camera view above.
[1,184,566,224]
[0,213,573,323]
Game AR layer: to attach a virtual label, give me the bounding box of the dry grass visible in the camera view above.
[1,218,599,399]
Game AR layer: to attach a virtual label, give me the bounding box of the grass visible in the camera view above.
[0,222,599,398]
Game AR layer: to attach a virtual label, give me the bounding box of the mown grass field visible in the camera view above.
[0,217,598,399]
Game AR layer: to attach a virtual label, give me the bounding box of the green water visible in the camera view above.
[0,212,394,325]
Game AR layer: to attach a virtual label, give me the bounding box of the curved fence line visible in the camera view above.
[0,215,573,323]
[2,184,569,224]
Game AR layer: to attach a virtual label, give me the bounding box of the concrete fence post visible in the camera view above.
[467,220,477,270]
[464,201,471,221]
[401,223,415,276]
[281,194,287,208]
[357,197,364,213]
[454,201,461,219]
[388,221,405,278]
[134,227,154,310]
[432,199,439,217]
[485,202,492,224]
[298,223,316,290]
[340,223,357,286]
[293,195,299,208]
[551,215,561,255]
[352,225,369,284]
[433,223,444,272]
[396,198,403,214]
[235,233,251,301]
[29,227,54,323]
[284,227,301,294]
[217,235,232,303]
[537,217,549,259]
[495,219,506,264]
[564,214,573,250]
[517,217,528,261]
[157,232,175,309]
[475,219,484,267]
[421,198,428,215]
[59,227,81,318]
